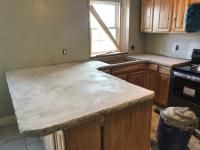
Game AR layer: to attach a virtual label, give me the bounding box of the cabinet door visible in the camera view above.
[172,0,189,32]
[141,0,154,32]
[153,0,174,32]
[158,73,170,106]
[104,101,152,150]
[146,70,158,101]
[190,0,200,4]
[128,71,145,87]
[66,119,101,150]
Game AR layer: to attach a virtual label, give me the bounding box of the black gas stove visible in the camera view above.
[169,49,200,119]
[174,65,200,76]
[173,49,200,76]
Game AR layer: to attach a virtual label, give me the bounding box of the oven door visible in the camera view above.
[169,71,200,117]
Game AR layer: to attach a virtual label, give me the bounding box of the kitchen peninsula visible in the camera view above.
[6,60,154,150]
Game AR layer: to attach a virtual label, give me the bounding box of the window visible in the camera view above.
[89,0,130,56]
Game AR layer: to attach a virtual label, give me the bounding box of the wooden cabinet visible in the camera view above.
[157,66,170,106]
[98,62,171,106]
[128,71,145,87]
[153,0,174,32]
[172,0,190,32]
[141,0,154,32]
[141,0,192,33]
[43,101,153,150]
[111,64,146,87]
[146,70,159,101]
[116,74,128,81]
[98,67,111,74]
[104,100,152,150]
[190,0,200,4]
[42,119,101,150]
[98,64,146,88]
[146,64,170,106]
[112,64,145,75]
[158,73,170,106]
[66,119,101,150]
[146,64,159,101]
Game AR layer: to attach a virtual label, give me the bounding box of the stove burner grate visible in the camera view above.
[191,64,200,73]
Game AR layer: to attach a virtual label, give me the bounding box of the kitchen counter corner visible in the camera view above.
[6,60,154,136]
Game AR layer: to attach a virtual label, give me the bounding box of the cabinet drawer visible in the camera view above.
[147,64,158,71]
[112,64,146,75]
[159,66,171,75]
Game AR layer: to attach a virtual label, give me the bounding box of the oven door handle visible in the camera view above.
[173,71,200,83]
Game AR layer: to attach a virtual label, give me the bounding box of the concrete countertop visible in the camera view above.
[6,61,154,136]
[130,54,190,67]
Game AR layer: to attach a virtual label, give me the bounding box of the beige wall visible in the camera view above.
[146,33,200,59]
[0,0,91,118]
[0,0,144,118]
[129,0,146,55]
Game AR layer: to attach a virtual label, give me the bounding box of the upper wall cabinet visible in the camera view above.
[190,0,200,4]
[141,0,193,33]
[172,0,190,32]
[153,0,174,32]
[141,0,154,32]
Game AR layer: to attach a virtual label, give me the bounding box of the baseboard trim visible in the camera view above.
[0,115,16,127]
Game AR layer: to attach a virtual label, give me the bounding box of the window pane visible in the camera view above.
[93,2,116,27]
[90,1,121,55]
[90,14,117,53]
[109,28,117,40]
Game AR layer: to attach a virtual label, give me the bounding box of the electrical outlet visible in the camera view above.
[175,45,179,51]
[130,45,135,50]
[63,49,68,55]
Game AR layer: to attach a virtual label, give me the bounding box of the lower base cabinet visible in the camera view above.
[42,100,152,150]
[157,73,170,106]
[146,69,159,102]
[128,71,146,87]
[116,74,127,81]
[66,119,101,150]
[111,64,146,87]
[110,63,171,107]
[99,62,171,107]
[104,100,152,150]
[42,119,101,150]
[146,64,171,106]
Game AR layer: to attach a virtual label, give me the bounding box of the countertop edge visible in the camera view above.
[21,92,154,137]
[128,55,190,68]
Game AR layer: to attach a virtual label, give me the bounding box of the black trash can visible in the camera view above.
[157,107,198,150]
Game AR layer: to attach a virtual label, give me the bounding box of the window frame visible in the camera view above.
[89,0,130,57]
[92,1,120,42]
